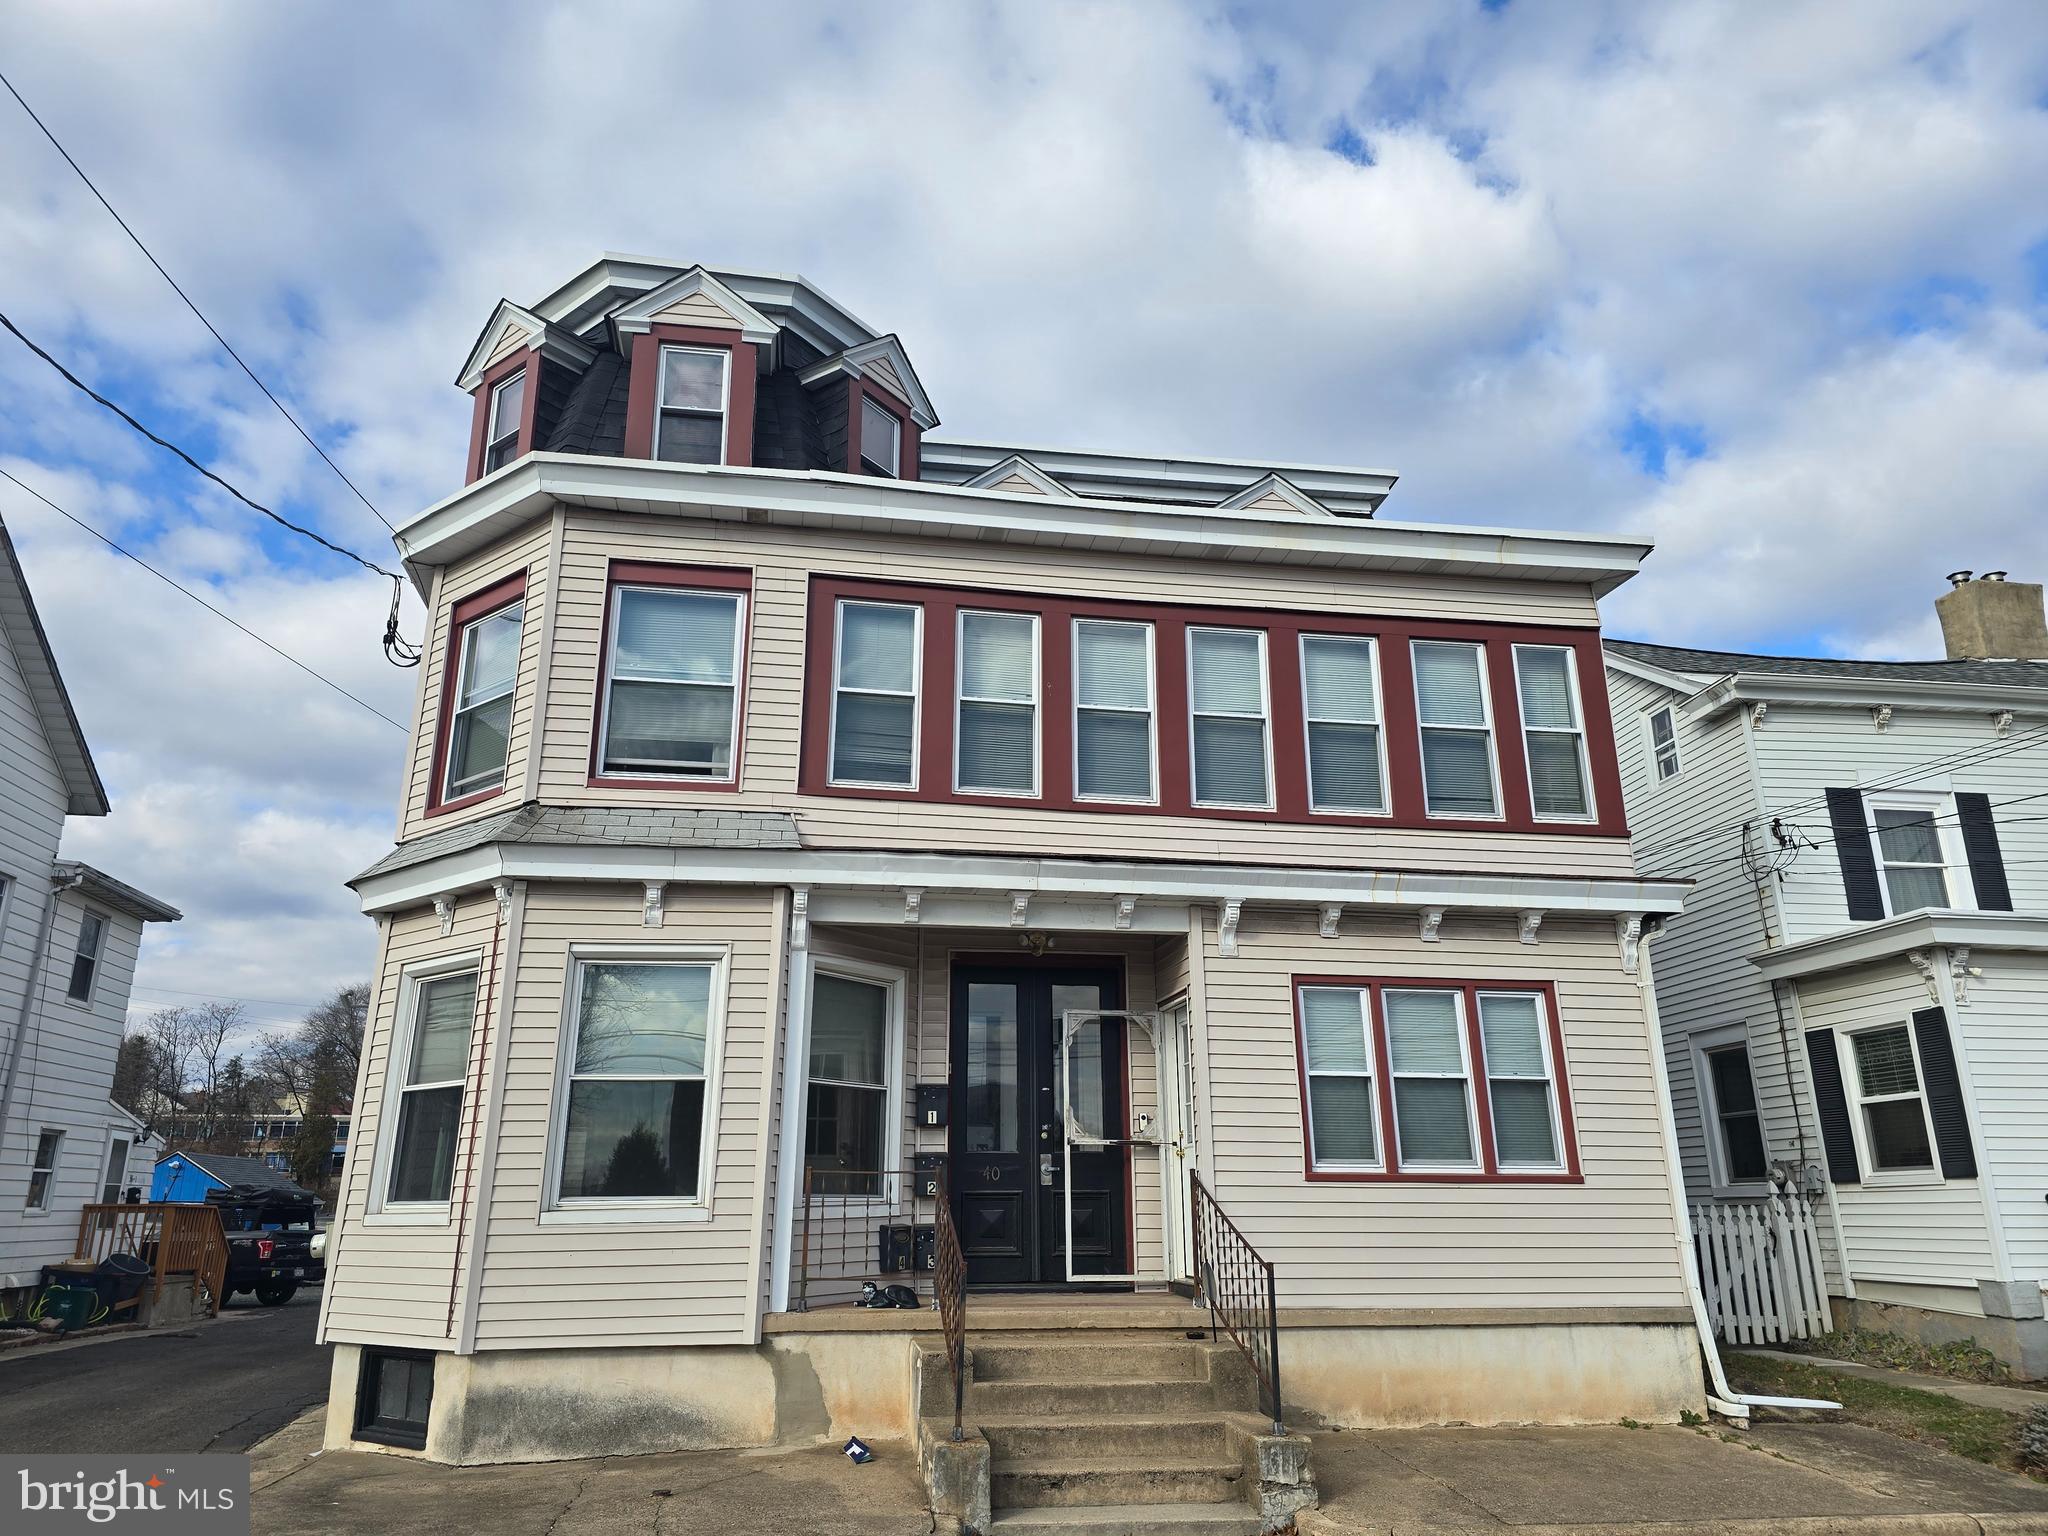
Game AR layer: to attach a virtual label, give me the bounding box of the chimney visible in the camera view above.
[1936,572,2048,660]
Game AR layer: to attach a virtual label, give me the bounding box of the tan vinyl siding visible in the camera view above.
[649,292,742,329]
[861,355,910,405]
[988,472,1049,497]
[531,509,1632,876]
[1245,490,1301,513]
[484,325,532,370]
[1201,905,1689,1311]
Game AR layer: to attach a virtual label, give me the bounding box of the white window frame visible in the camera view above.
[25,1127,63,1213]
[100,1129,131,1205]
[1840,1020,1944,1189]
[441,599,525,803]
[1382,987,1483,1173]
[1864,790,1976,917]
[1512,644,1597,824]
[1647,705,1682,782]
[827,599,923,790]
[1411,639,1504,821]
[367,951,484,1224]
[67,908,106,1003]
[1297,984,1384,1173]
[1299,633,1391,817]
[484,371,525,473]
[595,583,747,783]
[952,608,1041,798]
[1475,990,1567,1172]
[542,943,730,1225]
[1687,1023,1770,1197]
[860,396,902,477]
[800,952,907,1205]
[655,344,731,464]
[1185,625,1275,811]
[1071,618,1159,806]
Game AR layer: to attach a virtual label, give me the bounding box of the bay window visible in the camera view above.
[1476,991,1562,1169]
[955,610,1038,796]
[1300,634,1387,814]
[1513,645,1593,820]
[1385,989,1478,1170]
[1188,627,1272,807]
[484,371,525,473]
[655,345,728,464]
[830,600,921,787]
[1299,986,1379,1169]
[387,970,477,1206]
[598,583,745,780]
[1412,640,1500,819]
[1074,619,1156,802]
[441,597,524,803]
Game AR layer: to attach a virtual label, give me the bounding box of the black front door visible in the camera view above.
[950,962,1129,1286]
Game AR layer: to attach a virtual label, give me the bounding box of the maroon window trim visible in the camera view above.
[588,561,755,792]
[624,326,758,466]
[1291,976,1583,1185]
[426,571,529,817]
[465,351,540,485]
[797,575,1629,837]
[848,378,919,482]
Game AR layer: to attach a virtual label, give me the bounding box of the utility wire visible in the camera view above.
[0,68,396,534]
[0,465,407,731]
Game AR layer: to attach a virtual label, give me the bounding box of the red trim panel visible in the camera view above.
[426,571,528,818]
[1290,976,1582,1185]
[797,575,1629,837]
[850,378,919,481]
[625,326,758,466]
[466,351,539,485]
[587,561,754,792]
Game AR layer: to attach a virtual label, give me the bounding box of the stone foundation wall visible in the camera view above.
[1839,1297,2048,1382]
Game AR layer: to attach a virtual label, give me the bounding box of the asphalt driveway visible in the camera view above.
[0,1288,329,1453]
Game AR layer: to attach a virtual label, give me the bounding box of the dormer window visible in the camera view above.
[657,346,729,465]
[484,371,526,473]
[861,397,901,477]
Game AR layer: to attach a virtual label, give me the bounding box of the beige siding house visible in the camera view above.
[322,259,1708,1504]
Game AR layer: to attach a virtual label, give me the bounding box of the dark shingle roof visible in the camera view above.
[352,804,803,884]
[181,1153,307,1193]
[542,350,630,457]
[1608,639,2048,690]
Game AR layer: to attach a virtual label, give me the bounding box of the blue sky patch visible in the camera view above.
[1616,408,1708,477]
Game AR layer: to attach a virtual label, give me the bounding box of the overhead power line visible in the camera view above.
[0,465,406,731]
[0,67,396,535]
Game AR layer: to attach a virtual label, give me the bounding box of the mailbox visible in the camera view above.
[914,1152,947,1200]
[915,1083,949,1128]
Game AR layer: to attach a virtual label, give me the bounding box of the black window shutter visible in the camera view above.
[1826,787,1886,920]
[1804,1029,1861,1184]
[1910,1006,1978,1179]
[1954,793,2014,911]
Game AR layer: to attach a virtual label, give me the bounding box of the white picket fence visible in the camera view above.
[1691,1196,1833,1345]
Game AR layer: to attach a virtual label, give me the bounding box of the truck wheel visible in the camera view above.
[255,1281,298,1307]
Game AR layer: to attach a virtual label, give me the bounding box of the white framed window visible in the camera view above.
[1300,634,1388,815]
[1073,618,1157,803]
[26,1128,62,1210]
[1690,1024,1769,1193]
[484,371,526,473]
[1513,645,1595,821]
[1383,988,1479,1170]
[101,1134,130,1204]
[1187,626,1273,808]
[954,610,1039,796]
[598,584,745,780]
[655,345,729,465]
[1647,705,1682,781]
[1412,640,1501,819]
[442,600,524,801]
[803,958,905,1200]
[1298,986,1381,1171]
[1865,792,1975,916]
[377,961,481,1211]
[68,910,106,1002]
[548,948,728,1216]
[860,396,902,477]
[1844,1022,1938,1181]
[829,600,922,788]
[1476,992,1563,1170]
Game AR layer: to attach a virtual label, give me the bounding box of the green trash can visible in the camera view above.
[36,1283,102,1331]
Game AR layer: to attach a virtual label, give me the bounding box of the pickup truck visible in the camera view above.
[204,1186,326,1306]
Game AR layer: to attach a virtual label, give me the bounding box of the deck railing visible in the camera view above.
[794,1165,943,1313]
[932,1176,967,1443]
[1189,1172,1283,1434]
[73,1203,229,1318]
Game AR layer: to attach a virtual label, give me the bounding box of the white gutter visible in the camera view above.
[1751,910,2048,983]
[1638,923,1840,1420]
[1685,672,2048,722]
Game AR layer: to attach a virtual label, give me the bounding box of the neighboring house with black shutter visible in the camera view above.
[1607,573,2048,1378]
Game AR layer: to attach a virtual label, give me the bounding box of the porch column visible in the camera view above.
[767,888,813,1315]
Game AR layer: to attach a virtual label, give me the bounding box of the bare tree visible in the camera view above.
[187,1001,245,1143]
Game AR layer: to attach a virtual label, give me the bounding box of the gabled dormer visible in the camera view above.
[795,336,938,480]
[455,301,598,484]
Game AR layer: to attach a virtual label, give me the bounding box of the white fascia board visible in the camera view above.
[962,455,1076,498]
[1602,649,1709,696]
[1751,910,2048,982]
[1689,672,2048,723]
[920,439,1398,517]
[391,455,1650,598]
[354,840,1689,917]
[455,301,598,390]
[527,256,881,357]
[611,268,778,345]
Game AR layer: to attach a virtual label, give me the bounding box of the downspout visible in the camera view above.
[1638,920,1839,1420]
[0,869,83,1157]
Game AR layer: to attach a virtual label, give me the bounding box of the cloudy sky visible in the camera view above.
[2,1,2045,1048]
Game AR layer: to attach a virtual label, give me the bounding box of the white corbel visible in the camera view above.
[1906,949,1939,1003]
[1114,894,1137,930]
[642,881,665,928]
[434,895,455,937]
[1218,898,1243,958]
[902,888,924,925]
[1616,913,1644,974]
[1318,903,1343,939]
[1009,891,1031,927]
[494,880,515,923]
[1992,710,2014,738]
[1517,909,1545,946]
[1750,702,1768,728]
[1951,946,1975,1008]
[1870,704,1892,732]
[790,887,810,951]
[1419,906,1446,944]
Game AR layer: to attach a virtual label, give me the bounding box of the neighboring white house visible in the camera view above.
[0,516,180,1296]
[1607,572,2048,1378]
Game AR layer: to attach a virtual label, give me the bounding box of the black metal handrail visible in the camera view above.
[933,1173,967,1442]
[1189,1171,1283,1434]
[795,1165,941,1313]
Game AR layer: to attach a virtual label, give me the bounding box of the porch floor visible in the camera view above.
[765,1288,1205,1334]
